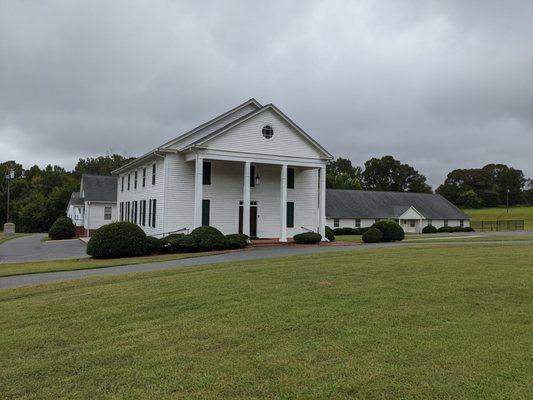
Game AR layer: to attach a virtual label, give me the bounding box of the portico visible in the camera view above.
[188,149,327,241]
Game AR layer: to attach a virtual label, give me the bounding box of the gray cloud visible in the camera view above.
[1,0,532,187]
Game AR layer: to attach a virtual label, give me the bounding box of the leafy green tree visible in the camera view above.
[361,155,432,193]
[73,154,135,177]
[437,164,526,207]
[326,157,362,189]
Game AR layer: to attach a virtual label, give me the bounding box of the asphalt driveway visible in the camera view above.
[0,233,88,264]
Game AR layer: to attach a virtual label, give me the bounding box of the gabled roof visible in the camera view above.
[80,174,117,202]
[67,192,85,208]
[112,99,262,174]
[186,104,333,159]
[326,189,470,220]
[112,98,332,174]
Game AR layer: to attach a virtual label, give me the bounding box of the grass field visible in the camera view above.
[1,244,531,399]
[0,251,218,278]
[464,206,533,229]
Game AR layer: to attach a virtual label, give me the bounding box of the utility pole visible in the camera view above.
[4,169,16,235]
[506,188,510,214]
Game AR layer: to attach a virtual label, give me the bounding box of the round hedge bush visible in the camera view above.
[371,220,405,242]
[190,226,227,251]
[362,228,383,243]
[422,225,438,234]
[87,222,147,258]
[325,226,335,242]
[48,216,76,240]
[146,236,165,254]
[165,234,200,253]
[225,233,248,249]
[437,226,453,233]
[293,232,322,244]
[333,227,359,236]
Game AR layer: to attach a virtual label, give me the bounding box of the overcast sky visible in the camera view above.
[1,0,532,187]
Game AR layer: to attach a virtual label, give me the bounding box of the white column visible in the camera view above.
[243,161,251,236]
[280,164,288,242]
[319,165,326,240]
[193,154,203,228]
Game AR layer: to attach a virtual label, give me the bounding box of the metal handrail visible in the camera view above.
[300,226,316,233]
[152,227,189,238]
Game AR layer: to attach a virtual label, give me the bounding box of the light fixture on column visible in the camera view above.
[255,173,261,186]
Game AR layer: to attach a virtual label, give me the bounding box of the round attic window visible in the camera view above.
[262,125,274,139]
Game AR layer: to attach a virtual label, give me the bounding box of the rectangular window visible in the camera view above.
[141,200,146,226]
[355,218,361,228]
[460,220,464,227]
[152,163,156,185]
[104,206,112,220]
[142,167,146,187]
[126,202,130,222]
[120,202,123,221]
[203,161,211,185]
[152,199,156,228]
[133,201,137,224]
[127,174,131,190]
[287,202,294,228]
[250,165,255,187]
[287,168,295,189]
[333,218,339,228]
[427,219,433,226]
[121,176,124,192]
[148,199,152,227]
[444,219,449,227]
[134,171,138,189]
[410,220,415,227]
[202,199,210,226]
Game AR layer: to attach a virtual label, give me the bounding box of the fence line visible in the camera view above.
[470,220,524,232]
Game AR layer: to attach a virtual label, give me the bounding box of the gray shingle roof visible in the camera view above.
[67,192,84,207]
[326,189,470,220]
[80,174,117,202]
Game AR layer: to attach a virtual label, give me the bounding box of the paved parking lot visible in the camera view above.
[0,233,88,263]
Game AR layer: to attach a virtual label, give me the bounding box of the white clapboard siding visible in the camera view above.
[202,108,325,159]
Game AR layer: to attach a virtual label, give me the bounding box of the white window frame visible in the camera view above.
[104,206,112,220]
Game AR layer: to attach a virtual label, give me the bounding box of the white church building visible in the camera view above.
[112,99,333,241]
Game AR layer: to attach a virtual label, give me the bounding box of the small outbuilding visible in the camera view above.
[326,189,470,233]
[66,174,118,236]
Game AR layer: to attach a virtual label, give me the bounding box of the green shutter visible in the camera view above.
[250,165,255,187]
[203,161,211,185]
[287,168,294,189]
[287,202,294,228]
[202,199,210,226]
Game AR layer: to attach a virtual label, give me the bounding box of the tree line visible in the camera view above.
[327,155,533,207]
[0,155,133,232]
[1,154,531,233]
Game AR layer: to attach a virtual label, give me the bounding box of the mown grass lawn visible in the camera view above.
[464,206,533,229]
[0,251,217,278]
[1,244,532,399]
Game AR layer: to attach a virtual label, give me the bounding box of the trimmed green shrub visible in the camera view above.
[437,226,454,233]
[166,234,199,253]
[293,232,322,244]
[190,226,227,251]
[225,234,248,249]
[362,228,383,243]
[48,216,76,240]
[333,227,359,235]
[422,225,438,234]
[146,236,165,254]
[87,222,147,258]
[463,226,475,232]
[372,220,405,242]
[359,227,371,234]
[325,226,335,241]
